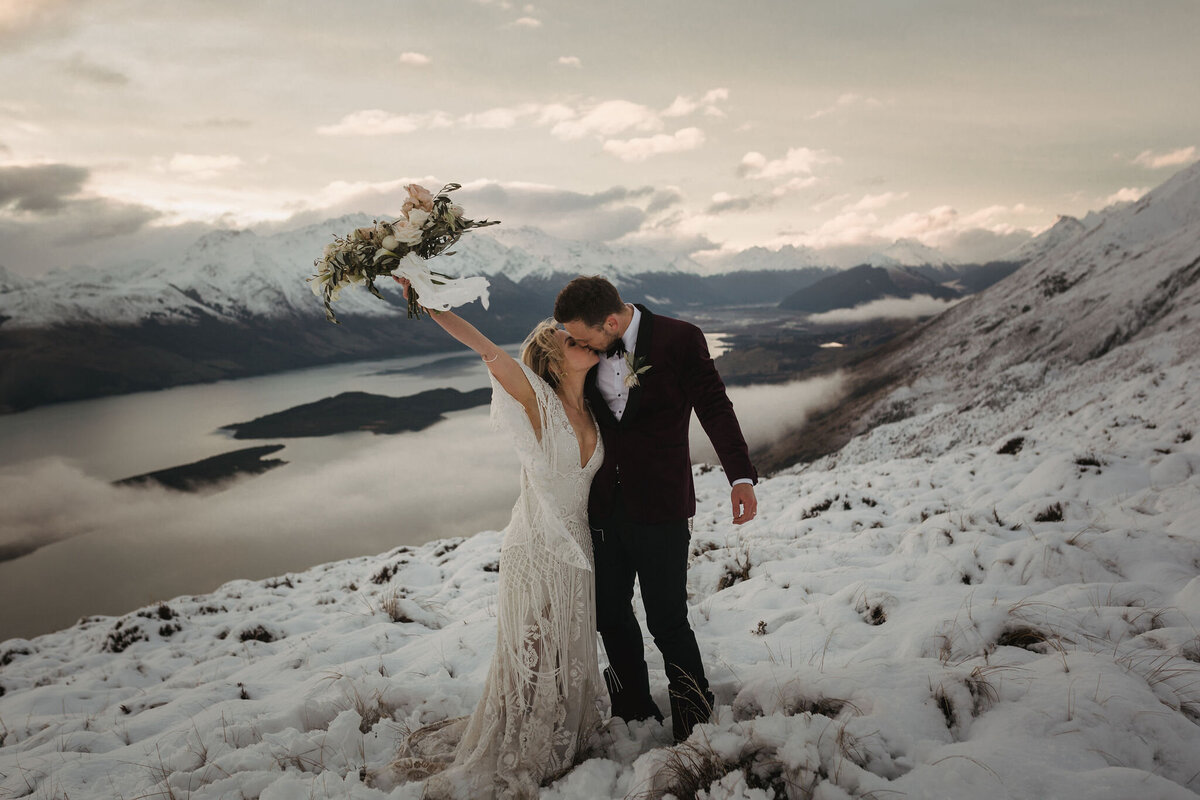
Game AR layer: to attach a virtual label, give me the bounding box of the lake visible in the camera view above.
[0,329,767,642]
[0,348,525,641]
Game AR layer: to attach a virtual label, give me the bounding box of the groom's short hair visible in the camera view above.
[554,276,625,328]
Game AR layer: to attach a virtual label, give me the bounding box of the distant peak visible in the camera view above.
[868,238,953,267]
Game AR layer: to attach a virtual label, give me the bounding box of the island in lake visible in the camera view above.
[222,386,492,438]
[115,445,288,493]
[111,387,491,495]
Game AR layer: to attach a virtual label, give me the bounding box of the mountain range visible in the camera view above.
[0,193,1092,413]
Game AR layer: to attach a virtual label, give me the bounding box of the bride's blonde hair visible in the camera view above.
[521,319,566,389]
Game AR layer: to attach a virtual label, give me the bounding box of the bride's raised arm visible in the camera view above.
[394,276,539,428]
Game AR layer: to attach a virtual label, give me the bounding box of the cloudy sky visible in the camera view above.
[1,0,1198,276]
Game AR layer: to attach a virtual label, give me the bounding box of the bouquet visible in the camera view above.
[308,182,499,323]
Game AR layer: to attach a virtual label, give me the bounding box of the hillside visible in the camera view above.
[760,160,1200,474]
[779,264,960,312]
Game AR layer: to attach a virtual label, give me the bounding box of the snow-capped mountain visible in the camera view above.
[779,263,958,312]
[0,221,698,330]
[702,244,830,272]
[1005,214,1086,263]
[480,225,696,281]
[866,237,955,267]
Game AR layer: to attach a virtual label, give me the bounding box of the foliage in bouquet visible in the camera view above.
[308,183,499,323]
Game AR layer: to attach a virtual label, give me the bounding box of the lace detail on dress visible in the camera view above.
[487,364,595,572]
[389,364,604,799]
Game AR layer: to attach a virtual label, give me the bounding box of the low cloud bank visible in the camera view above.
[690,373,848,465]
[0,412,518,640]
[805,294,960,325]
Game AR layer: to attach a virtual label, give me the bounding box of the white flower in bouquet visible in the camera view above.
[306,182,499,324]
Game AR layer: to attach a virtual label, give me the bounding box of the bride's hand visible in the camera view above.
[393,274,443,317]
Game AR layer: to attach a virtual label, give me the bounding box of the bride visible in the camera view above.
[387,280,605,799]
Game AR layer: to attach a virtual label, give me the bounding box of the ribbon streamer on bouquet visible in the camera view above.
[391,252,490,312]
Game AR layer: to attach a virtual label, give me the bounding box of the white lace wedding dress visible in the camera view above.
[391,365,605,799]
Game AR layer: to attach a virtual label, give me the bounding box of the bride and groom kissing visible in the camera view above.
[388,275,758,798]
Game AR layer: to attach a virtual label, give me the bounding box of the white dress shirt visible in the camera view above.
[596,304,642,421]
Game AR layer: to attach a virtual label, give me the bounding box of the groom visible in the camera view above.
[554,276,758,742]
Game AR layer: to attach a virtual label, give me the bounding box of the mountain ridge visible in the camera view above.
[757,159,1200,472]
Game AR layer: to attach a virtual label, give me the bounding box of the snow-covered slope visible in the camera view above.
[856,160,1200,449]
[1005,214,1086,263]
[1,332,1197,799]
[867,238,955,267]
[0,215,394,327]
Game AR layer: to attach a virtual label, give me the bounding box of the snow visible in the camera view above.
[0,220,692,328]
[701,245,830,273]
[866,238,955,268]
[480,225,692,282]
[1005,215,1086,263]
[3,300,1199,799]
[3,163,1199,799]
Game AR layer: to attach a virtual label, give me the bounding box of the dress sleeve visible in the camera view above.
[488,362,557,469]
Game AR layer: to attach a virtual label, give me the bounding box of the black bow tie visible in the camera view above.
[605,340,628,358]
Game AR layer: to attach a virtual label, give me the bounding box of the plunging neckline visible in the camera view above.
[558,398,599,469]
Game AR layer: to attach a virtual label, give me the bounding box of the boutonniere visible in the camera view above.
[624,352,651,388]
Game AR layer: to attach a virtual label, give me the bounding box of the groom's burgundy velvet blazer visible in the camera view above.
[585,305,757,525]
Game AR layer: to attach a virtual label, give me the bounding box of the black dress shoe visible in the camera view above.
[670,688,715,742]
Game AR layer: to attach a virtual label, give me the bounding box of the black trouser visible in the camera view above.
[592,491,713,742]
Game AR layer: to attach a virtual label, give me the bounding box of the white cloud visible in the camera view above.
[550,99,662,140]
[398,52,431,66]
[316,109,453,136]
[557,56,581,68]
[0,0,72,37]
[1104,186,1148,205]
[768,197,1040,262]
[460,107,524,129]
[805,295,961,325]
[843,191,908,213]
[877,205,960,243]
[705,174,819,215]
[662,88,729,118]
[166,153,243,179]
[807,92,884,120]
[1132,146,1195,169]
[797,210,880,249]
[512,16,541,27]
[603,127,705,162]
[739,147,839,180]
[689,374,848,462]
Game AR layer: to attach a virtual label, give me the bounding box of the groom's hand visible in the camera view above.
[731,483,757,525]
